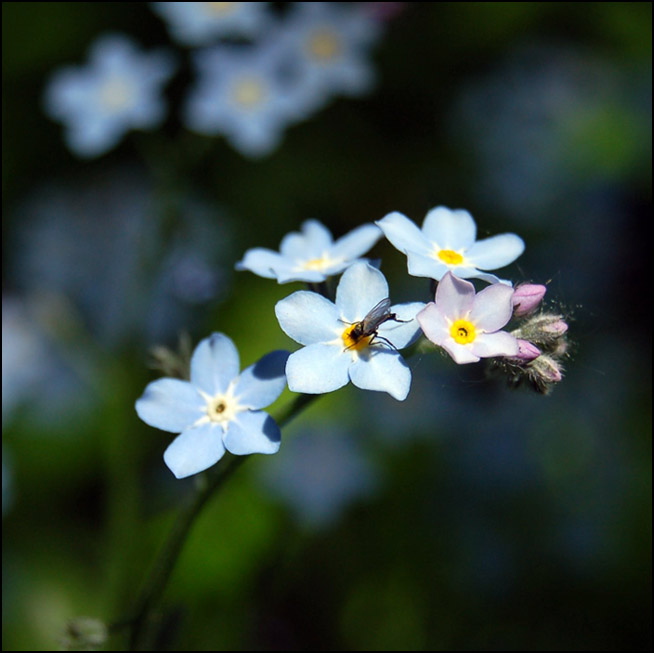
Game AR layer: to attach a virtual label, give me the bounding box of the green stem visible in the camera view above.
[124,392,318,650]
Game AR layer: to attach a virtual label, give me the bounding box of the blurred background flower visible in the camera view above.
[2,2,651,651]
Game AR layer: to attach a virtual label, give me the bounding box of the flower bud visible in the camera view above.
[530,353,563,385]
[511,284,546,317]
[512,339,541,362]
[514,313,569,347]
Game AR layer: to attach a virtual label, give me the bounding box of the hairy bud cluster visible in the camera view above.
[490,308,570,395]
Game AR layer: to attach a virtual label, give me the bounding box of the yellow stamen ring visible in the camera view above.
[450,319,476,345]
[342,324,371,352]
[438,249,464,265]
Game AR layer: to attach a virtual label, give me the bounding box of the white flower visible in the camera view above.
[274,2,380,112]
[275,262,425,400]
[376,206,525,284]
[184,39,310,158]
[43,34,175,158]
[135,333,288,479]
[417,271,519,364]
[151,2,272,45]
[236,219,381,284]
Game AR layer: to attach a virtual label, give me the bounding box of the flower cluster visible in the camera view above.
[44,3,387,159]
[136,205,567,478]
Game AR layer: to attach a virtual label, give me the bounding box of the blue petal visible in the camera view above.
[190,333,240,395]
[286,343,350,394]
[135,378,205,433]
[406,251,448,280]
[330,223,381,261]
[163,422,226,479]
[233,350,289,409]
[465,233,525,270]
[348,349,411,401]
[280,220,332,259]
[275,291,341,345]
[335,261,388,323]
[422,206,477,250]
[376,211,432,257]
[378,302,426,349]
[224,410,281,456]
[235,247,287,278]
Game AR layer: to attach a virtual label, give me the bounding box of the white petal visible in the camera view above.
[275,291,341,345]
[280,220,332,259]
[469,283,515,332]
[406,251,449,280]
[235,248,287,279]
[375,212,431,256]
[135,378,205,433]
[422,206,477,250]
[190,333,240,395]
[441,340,482,364]
[435,272,475,319]
[330,223,381,261]
[233,350,289,409]
[335,261,388,322]
[286,343,350,394]
[470,331,519,359]
[465,233,525,270]
[223,410,281,456]
[416,303,450,347]
[163,423,226,479]
[378,302,426,349]
[348,349,411,400]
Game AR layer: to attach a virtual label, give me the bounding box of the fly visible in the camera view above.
[342,298,409,351]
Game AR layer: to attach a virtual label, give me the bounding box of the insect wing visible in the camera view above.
[361,297,392,333]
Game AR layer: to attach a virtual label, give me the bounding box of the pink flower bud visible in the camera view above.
[513,339,541,362]
[541,318,568,337]
[512,284,546,317]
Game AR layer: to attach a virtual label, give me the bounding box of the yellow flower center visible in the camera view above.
[437,249,464,266]
[342,323,371,352]
[232,77,266,108]
[307,29,341,61]
[450,319,476,345]
[301,253,339,271]
[204,2,237,16]
[99,76,134,110]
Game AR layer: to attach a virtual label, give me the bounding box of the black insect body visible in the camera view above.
[343,298,409,351]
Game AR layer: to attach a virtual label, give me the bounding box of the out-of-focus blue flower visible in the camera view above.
[259,425,379,529]
[43,34,175,157]
[236,219,381,283]
[274,2,380,112]
[417,271,518,365]
[151,2,272,45]
[275,262,424,400]
[136,333,289,479]
[449,43,650,223]
[11,168,232,346]
[2,294,93,429]
[184,38,313,158]
[376,206,524,284]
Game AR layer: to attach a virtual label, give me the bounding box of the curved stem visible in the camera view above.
[124,392,318,650]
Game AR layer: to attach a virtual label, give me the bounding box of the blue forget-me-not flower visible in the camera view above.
[376,206,525,285]
[275,261,424,400]
[236,219,381,284]
[136,333,289,478]
[43,34,175,158]
[151,2,272,46]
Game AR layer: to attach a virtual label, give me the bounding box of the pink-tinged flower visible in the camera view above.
[511,283,546,317]
[417,272,519,364]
